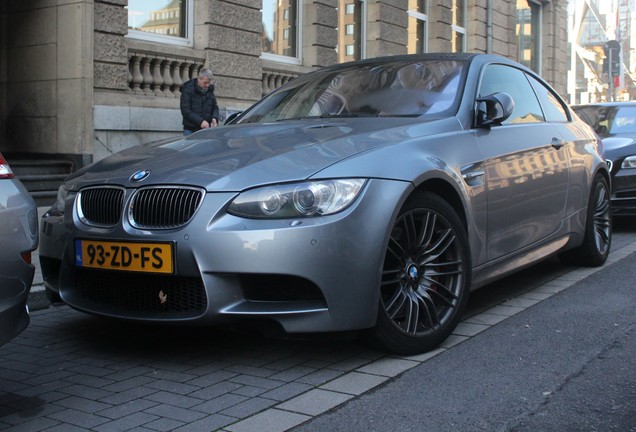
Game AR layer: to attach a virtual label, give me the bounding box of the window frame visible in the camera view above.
[407,0,429,54]
[337,0,367,62]
[126,0,194,47]
[526,72,570,123]
[261,0,303,66]
[451,0,467,53]
[517,0,543,73]
[478,63,546,125]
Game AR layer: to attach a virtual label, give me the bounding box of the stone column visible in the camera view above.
[427,1,452,52]
[204,0,264,110]
[303,0,338,68]
[366,0,408,58]
[3,0,94,165]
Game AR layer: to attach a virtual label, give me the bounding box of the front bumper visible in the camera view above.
[0,273,32,347]
[39,179,411,333]
[610,169,636,215]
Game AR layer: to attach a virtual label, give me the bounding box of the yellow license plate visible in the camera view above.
[75,239,174,274]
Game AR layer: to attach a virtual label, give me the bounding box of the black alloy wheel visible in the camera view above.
[560,174,611,267]
[367,192,471,355]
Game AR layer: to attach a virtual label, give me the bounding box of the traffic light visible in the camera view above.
[604,40,621,78]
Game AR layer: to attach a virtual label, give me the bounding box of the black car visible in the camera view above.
[573,102,636,216]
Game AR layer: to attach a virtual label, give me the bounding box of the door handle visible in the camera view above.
[551,137,566,149]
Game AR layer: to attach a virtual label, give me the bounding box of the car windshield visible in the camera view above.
[236,59,466,123]
[574,105,636,135]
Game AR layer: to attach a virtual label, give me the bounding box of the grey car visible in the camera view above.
[39,53,611,354]
[0,152,38,347]
[572,102,636,216]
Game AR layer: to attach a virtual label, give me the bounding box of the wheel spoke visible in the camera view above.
[404,212,420,252]
[404,293,419,334]
[421,229,455,264]
[414,289,439,329]
[593,183,611,253]
[423,259,463,276]
[385,287,408,320]
[415,212,436,252]
[381,266,402,286]
[422,282,456,307]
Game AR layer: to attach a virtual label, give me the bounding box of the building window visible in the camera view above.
[262,0,300,63]
[452,0,466,52]
[407,0,428,54]
[338,0,365,62]
[127,0,192,46]
[517,0,541,72]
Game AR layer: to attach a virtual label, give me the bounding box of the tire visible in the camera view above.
[365,192,471,355]
[560,174,612,267]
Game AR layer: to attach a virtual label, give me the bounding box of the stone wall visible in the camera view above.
[366,0,408,57]
[94,0,128,92]
[2,0,93,163]
[205,0,264,104]
[303,0,338,67]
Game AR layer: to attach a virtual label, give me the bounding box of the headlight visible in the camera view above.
[228,179,366,218]
[621,156,636,169]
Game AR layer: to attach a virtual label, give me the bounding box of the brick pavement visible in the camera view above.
[2,218,635,432]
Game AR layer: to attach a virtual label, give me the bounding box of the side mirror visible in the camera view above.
[475,92,514,128]
[224,111,243,125]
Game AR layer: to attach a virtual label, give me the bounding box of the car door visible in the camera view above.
[475,64,570,261]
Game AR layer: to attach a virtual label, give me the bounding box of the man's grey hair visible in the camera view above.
[198,68,214,80]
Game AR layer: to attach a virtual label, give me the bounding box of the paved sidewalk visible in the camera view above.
[4,215,635,431]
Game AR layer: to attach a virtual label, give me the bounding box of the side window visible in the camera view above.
[127,0,193,46]
[527,74,569,122]
[478,64,544,124]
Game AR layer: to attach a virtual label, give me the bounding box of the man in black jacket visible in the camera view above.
[180,68,220,135]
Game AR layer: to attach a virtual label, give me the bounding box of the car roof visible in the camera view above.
[311,52,524,73]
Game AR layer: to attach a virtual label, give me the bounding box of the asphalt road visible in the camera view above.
[291,232,636,431]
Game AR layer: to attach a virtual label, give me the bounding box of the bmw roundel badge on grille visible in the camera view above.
[130,170,150,182]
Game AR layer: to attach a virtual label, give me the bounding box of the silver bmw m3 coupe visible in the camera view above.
[39,53,611,354]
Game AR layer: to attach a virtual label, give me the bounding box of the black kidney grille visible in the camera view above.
[78,187,125,226]
[76,269,207,318]
[129,187,204,229]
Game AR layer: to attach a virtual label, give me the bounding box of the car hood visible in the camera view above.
[601,135,636,160]
[67,117,458,191]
